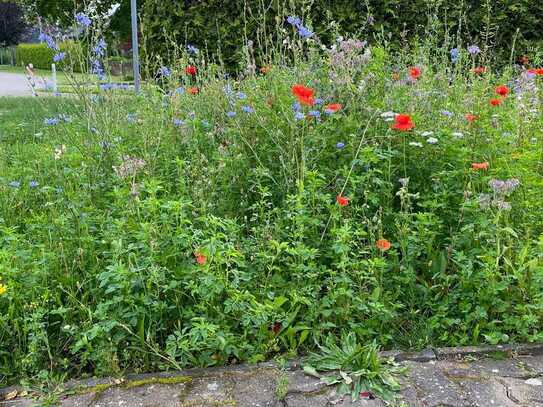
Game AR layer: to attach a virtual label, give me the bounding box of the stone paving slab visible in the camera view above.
[2,348,543,406]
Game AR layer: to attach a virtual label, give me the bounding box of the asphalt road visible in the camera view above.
[0,72,45,96]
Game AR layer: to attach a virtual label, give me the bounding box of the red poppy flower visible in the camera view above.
[528,68,543,75]
[409,67,421,80]
[292,84,315,106]
[473,66,486,74]
[471,162,489,170]
[336,195,349,207]
[490,98,502,106]
[194,252,207,265]
[495,85,509,97]
[188,87,199,95]
[465,113,477,123]
[324,103,342,113]
[392,114,414,131]
[376,239,391,251]
[185,65,197,76]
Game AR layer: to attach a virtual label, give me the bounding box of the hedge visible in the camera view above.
[15,41,84,71]
[141,0,543,68]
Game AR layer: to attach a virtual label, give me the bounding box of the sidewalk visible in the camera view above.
[2,345,542,406]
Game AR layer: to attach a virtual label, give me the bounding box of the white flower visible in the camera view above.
[452,132,464,138]
[54,145,66,160]
[426,137,439,144]
[409,142,423,147]
[421,131,434,137]
[380,111,397,118]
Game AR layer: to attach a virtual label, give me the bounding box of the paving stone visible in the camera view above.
[395,348,436,362]
[60,393,97,407]
[5,347,543,407]
[500,377,543,406]
[397,383,423,407]
[0,399,35,407]
[180,376,235,406]
[452,377,517,407]
[404,360,470,407]
[284,391,329,407]
[522,354,543,374]
[328,392,386,406]
[439,358,532,379]
[90,382,191,407]
[285,369,328,394]
[231,367,281,406]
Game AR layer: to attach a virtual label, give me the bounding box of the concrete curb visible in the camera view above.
[2,343,543,399]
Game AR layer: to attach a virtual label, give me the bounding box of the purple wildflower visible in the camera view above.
[75,12,92,27]
[467,45,480,55]
[53,52,66,62]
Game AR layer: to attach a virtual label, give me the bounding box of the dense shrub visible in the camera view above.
[141,0,543,68]
[15,42,83,71]
[0,2,27,46]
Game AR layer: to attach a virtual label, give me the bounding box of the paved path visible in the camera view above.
[0,72,45,96]
[2,345,543,406]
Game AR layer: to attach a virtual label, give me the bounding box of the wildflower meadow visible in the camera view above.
[1,10,543,393]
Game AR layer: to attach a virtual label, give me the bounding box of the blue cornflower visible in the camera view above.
[467,45,480,55]
[287,16,301,26]
[336,142,345,149]
[158,66,171,78]
[44,117,59,125]
[38,33,58,50]
[450,48,459,63]
[75,12,92,27]
[314,98,323,105]
[241,105,254,113]
[100,83,114,91]
[126,113,137,123]
[287,15,313,38]
[441,110,453,117]
[226,111,237,118]
[298,26,314,39]
[53,52,66,62]
[173,118,185,126]
[236,92,247,100]
[93,39,107,57]
[9,181,20,188]
[29,181,39,188]
[187,44,199,54]
[308,110,320,118]
[175,87,185,95]
[292,101,301,112]
[294,112,305,121]
[91,59,105,79]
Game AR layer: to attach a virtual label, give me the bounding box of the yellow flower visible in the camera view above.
[0,284,6,296]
